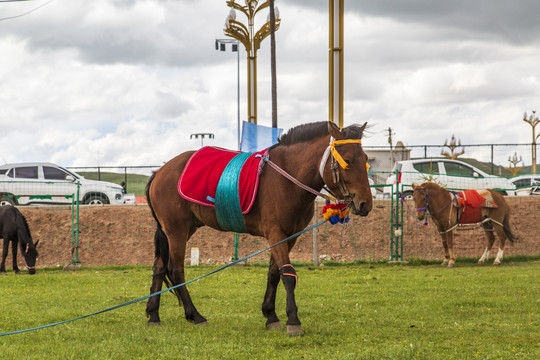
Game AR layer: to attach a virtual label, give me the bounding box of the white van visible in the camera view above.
[0,162,125,206]
[384,159,516,197]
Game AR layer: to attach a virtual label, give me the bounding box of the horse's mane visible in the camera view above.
[277,122,365,146]
[418,182,446,191]
[19,213,32,244]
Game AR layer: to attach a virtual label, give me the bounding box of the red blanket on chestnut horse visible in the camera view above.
[178,146,267,214]
[454,189,497,224]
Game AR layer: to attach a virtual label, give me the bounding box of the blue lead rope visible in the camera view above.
[0,219,327,337]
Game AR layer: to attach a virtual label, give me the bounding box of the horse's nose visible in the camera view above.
[358,201,371,217]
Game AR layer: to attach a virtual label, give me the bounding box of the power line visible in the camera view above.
[0,0,55,21]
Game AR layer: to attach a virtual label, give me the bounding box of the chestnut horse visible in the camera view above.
[145,121,372,335]
[412,182,516,267]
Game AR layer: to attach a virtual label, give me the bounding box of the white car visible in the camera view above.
[384,159,516,197]
[510,174,540,196]
[0,162,125,206]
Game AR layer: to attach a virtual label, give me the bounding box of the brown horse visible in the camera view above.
[412,182,516,267]
[144,121,372,335]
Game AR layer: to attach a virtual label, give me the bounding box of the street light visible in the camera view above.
[215,38,241,150]
[523,110,540,173]
[223,0,280,125]
[190,133,215,148]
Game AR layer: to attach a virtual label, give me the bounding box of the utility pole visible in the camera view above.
[269,0,278,129]
[387,127,395,166]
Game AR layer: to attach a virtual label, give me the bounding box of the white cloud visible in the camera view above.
[1,0,540,169]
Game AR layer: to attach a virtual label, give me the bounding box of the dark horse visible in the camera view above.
[145,121,372,335]
[412,182,516,267]
[0,206,39,274]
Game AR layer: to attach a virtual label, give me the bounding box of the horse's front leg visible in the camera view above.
[0,238,8,274]
[11,237,20,274]
[439,233,450,266]
[268,232,303,336]
[446,231,456,267]
[262,255,283,329]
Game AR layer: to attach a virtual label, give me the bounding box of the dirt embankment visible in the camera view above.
[8,196,539,270]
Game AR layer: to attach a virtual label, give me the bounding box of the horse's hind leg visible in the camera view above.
[493,224,507,266]
[146,255,166,325]
[262,255,282,329]
[167,230,208,325]
[479,225,496,264]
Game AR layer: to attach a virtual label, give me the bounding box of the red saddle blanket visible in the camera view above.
[454,189,497,224]
[178,146,267,214]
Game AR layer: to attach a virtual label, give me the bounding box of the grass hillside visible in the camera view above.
[77,171,149,196]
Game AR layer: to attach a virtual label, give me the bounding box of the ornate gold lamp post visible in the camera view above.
[523,111,540,173]
[224,0,280,125]
[504,152,524,176]
[441,134,465,160]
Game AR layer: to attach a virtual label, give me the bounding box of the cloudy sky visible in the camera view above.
[1,0,540,168]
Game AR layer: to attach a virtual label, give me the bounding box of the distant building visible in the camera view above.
[365,141,410,184]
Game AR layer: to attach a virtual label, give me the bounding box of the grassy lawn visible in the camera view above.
[1,262,539,359]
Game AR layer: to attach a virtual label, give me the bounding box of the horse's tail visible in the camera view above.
[146,172,177,298]
[503,209,517,244]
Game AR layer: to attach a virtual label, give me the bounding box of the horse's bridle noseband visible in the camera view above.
[319,137,368,204]
[414,189,430,212]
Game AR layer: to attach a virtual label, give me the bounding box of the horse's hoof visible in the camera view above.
[147,321,161,326]
[266,321,283,330]
[286,325,304,336]
[195,321,209,326]
[493,262,501,266]
[447,263,455,268]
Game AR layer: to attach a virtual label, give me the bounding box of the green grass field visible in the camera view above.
[1,262,539,359]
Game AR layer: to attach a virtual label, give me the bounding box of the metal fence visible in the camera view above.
[7,172,539,271]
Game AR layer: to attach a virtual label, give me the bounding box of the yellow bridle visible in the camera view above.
[330,139,370,171]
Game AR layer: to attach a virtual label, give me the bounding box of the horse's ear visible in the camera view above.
[327,121,344,140]
[34,240,40,248]
[412,183,417,190]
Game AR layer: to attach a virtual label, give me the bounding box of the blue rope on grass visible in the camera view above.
[0,219,327,337]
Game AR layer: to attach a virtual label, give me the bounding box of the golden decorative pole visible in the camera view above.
[329,0,344,128]
[224,0,281,124]
[504,152,524,176]
[523,111,540,173]
[441,134,465,160]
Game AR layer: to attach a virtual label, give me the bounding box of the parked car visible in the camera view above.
[384,159,516,197]
[510,174,540,196]
[0,162,125,206]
